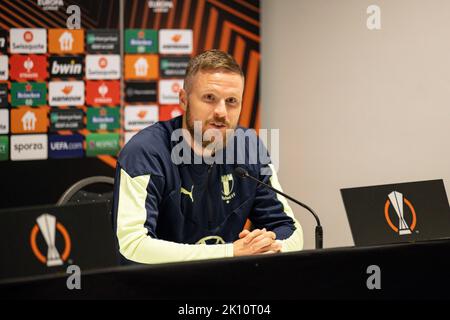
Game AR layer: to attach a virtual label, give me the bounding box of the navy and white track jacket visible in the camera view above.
[112,116,303,264]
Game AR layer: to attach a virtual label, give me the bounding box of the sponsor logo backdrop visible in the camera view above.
[0,0,260,208]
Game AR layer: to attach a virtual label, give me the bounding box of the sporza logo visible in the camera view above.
[11,134,48,161]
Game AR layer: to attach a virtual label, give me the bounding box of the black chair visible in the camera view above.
[57,176,115,214]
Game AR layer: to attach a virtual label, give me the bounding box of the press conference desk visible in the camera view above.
[1,239,450,299]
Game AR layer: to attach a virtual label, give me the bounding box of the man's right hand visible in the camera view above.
[233,228,281,256]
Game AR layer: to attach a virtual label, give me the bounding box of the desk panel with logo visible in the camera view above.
[0,202,118,281]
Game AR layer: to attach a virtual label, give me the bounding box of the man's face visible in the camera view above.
[180,69,244,147]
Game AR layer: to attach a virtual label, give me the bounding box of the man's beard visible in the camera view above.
[185,104,236,149]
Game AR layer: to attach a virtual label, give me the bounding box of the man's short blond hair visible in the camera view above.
[184,49,244,92]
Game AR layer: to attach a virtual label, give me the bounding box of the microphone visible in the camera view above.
[234,167,323,249]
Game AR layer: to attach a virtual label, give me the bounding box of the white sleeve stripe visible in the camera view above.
[268,164,304,252]
[116,168,234,264]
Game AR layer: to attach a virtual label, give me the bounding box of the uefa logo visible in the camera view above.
[384,191,417,236]
[30,214,71,267]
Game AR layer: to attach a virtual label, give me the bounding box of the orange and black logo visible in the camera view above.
[384,191,417,235]
[30,214,71,267]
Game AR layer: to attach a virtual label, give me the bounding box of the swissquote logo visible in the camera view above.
[30,214,71,267]
[10,29,47,53]
[384,191,417,235]
[159,79,183,104]
[86,55,121,80]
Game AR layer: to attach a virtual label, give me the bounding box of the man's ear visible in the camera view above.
[179,89,187,111]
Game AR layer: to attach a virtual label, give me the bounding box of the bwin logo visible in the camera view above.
[52,60,82,75]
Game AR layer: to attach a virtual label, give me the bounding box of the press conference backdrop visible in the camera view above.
[0,0,260,208]
[262,0,450,249]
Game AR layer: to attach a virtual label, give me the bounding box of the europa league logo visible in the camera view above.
[384,191,417,235]
[30,214,71,267]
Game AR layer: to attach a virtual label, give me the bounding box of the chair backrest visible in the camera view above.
[57,176,115,207]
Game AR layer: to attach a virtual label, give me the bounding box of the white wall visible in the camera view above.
[261,0,450,249]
